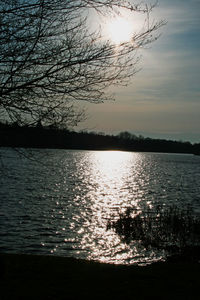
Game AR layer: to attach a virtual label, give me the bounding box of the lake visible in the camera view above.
[0,148,200,265]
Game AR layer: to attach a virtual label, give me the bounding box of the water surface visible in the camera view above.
[0,148,200,264]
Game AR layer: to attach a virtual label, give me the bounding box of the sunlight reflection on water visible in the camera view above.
[73,151,163,264]
[0,149,200,264]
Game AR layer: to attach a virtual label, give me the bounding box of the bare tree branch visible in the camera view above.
[0,0,165,128]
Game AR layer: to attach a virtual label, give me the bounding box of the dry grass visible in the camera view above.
[107,205,200,260]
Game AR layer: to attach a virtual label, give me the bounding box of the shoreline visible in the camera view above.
[1,253,199,299]
[0,124,198,155]
[0,144,196,154]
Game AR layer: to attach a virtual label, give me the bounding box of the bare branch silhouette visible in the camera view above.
[0,0,165,128]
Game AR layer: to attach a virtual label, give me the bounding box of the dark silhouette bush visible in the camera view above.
[107,205,200,261]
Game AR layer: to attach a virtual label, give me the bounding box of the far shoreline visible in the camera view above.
[1,123,199,155]
[0,145,198,156]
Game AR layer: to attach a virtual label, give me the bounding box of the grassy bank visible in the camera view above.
[0,253,199,299]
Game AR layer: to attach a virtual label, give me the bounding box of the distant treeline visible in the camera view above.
[0,122,200,154]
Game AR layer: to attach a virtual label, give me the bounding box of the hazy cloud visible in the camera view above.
[81,0,200,142]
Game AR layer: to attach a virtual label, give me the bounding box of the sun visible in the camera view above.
[106,17,133,44]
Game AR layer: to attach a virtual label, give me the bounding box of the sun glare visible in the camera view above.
[106,17,133,44]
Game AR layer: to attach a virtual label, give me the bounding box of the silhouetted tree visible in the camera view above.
[0,0,164,128]
[118,131,133,140]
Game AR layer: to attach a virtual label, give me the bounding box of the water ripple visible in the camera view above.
[0,149,200,264]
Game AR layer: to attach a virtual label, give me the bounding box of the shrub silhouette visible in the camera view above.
[107,205,200,260]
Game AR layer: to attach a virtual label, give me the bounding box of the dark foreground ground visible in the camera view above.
[0,253,199,300]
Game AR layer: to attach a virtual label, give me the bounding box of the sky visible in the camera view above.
[79,0,200,143]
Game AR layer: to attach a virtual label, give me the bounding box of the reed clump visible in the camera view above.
[107,205,200,260]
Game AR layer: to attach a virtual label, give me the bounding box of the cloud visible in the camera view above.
[82,0,200,142]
